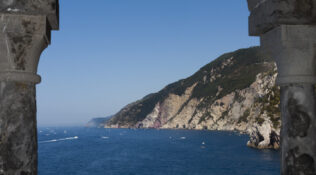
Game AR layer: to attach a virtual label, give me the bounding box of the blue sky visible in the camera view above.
[37,0,259,126]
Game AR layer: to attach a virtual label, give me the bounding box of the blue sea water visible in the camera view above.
[38,127,280,175]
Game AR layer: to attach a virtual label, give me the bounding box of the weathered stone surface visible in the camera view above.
[0,1,59,174]
[0,0,59,30]
[259,25,316,174]
[260,25,316,85]
[0,81,37,175]
[247,0,316,173]
[248,0,316,36]
[281,84,316,175]
[0,14,49,84]
[247,0,264,11]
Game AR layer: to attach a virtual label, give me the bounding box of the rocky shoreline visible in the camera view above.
[246,121,280,149]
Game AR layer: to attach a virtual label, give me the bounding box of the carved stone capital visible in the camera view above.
[0,0,59,84]
[0,14,50,84]
[0,0,59,30]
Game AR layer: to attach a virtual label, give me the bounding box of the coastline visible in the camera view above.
[102,126,279,150]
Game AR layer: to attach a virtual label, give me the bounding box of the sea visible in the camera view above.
[38,127,280,175]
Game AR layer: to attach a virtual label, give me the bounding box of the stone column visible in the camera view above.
[247,0,316,174]
[262,25,316,174]
[0,1,59,174]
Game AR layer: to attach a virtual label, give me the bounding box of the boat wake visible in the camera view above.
[39,136,79,143]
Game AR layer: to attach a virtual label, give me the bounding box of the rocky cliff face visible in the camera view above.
[104,47,281,149]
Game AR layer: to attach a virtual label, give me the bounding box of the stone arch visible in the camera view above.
[1,0,316,174]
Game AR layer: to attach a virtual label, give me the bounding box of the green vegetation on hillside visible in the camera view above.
[255,85,280,128]
[108,47,275,126]
[238,108,250,123]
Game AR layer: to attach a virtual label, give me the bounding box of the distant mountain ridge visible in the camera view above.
[95,47,281,149]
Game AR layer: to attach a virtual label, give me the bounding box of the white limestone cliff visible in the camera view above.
[132,69,280,149]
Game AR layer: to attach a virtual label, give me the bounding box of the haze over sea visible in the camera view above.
[38,127,280,175]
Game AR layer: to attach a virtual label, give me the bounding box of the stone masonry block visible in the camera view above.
[249,0,316,36]
[0,0,59,30]
[261,25,316,85]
